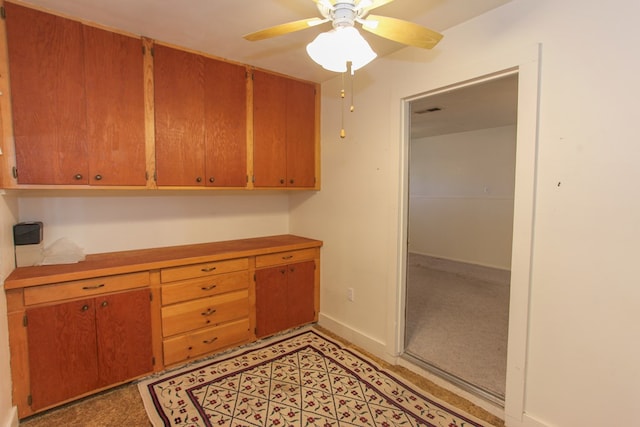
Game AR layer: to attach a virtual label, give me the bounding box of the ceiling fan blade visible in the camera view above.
[243,17,327,41]
[361,14,443,49]
[357,0,395,13]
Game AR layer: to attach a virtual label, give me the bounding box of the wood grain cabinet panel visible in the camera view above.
[27,298,99,410]
[4,3,146,186]
[253,70,317,188]
[95,289,153,386]
[255,260,316,338]
[154,45,247,187]
[83,25,146,186]
[26,288,152,411]
[5,2,88,185]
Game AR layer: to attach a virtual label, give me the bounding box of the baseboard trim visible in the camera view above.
[505,413,551,427]
[317,313,394,364]
[1,406,18,427]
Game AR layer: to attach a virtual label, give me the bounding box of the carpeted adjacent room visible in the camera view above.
[405,253,510,399]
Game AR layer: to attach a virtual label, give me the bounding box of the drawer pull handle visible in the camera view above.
[201,284,217,291]
[282,255,294,260]
[201,308,217,316]
[203,337,218,344]
[82,284,105,290]
[81,304,90,312]
[201,267,217,272]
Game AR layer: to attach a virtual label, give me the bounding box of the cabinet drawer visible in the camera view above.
[160,258,248,283]
[24,272,149,306]
[163,318,251,366]
[161,271,249,306]
[161,290,249,337]
[255,248,317,268]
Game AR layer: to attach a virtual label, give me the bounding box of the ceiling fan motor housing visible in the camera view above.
[331,2,360,28]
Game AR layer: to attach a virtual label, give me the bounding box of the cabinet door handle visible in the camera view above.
[94,174,103,181]
[279,178,285,184]
[202,337,218,344]
[201,308,216,316]
[82,284,105,290]
[201,266,217,272]
[289,179,294,184]
[81,304,90,312]
[101,301,108,307]
[196,177,202,183]
[201,284,217,291]
[282,255,293,260]
[209,177,215,183]
[74,174,83,180]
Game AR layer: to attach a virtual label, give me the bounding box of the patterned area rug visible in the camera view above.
[138,328,494,427]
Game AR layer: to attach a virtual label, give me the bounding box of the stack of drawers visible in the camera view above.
[160,258,251,365]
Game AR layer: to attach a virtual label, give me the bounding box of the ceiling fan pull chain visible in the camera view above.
[340,71,346,138]
[349,61,355,113]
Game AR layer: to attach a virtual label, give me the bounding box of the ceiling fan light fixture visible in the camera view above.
[306,26,377,73]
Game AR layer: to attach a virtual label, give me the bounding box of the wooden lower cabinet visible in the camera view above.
[159,258,252,366]
[26,288,152,411]
[255,259,316,338]
[5,235,321,418]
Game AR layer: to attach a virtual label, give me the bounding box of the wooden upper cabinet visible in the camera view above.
[5,2,89,185]
[154,45,248,187]
[84,26,146,186]
[253,71,287,187]
[286,78,317,188]
[154,45,206,186]
[204,59,247,187]
[4,3,146,186]
[253,70,317,188]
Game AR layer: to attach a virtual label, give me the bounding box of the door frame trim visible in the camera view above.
[393,44,542,424]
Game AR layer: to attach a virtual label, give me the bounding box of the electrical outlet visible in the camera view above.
[347,287,354,302]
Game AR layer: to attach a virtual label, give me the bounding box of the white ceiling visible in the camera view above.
[14,0,512,83]
[410,73,519,139]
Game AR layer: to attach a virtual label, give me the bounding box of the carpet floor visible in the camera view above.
[19,326,504,427]
[405,253,510,398]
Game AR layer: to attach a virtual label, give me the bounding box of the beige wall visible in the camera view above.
[409,126,516,269]
[17,193,291,254]
[290,0,640,426]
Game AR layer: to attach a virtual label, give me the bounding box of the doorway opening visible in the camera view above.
[403,73,518,404]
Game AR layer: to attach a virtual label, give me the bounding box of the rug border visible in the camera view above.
[138,326,496,427]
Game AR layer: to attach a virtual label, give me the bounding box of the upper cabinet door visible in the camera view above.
[204,59,247,187]
[286,79,316,188]
[153,45,206,186]
[253,70,287,187]
[5,3,89,185]
[84,26,146,186]
[253,70,317,188]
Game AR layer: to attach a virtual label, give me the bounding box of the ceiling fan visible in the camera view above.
[243,0,443,73]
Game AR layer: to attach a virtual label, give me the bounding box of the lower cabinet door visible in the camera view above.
[287,260,316,328]
[255,266,289,338]
[96,288,153,386]
[27,299,99,410]
[255,260,316,338]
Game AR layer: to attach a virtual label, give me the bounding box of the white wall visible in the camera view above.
[290,0,640,426]
[409,126,516,269]
[17,192,290,254]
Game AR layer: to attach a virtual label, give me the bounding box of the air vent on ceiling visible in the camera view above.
[413,106,442,114]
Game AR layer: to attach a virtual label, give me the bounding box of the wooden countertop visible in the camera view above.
[5,234,322,289]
